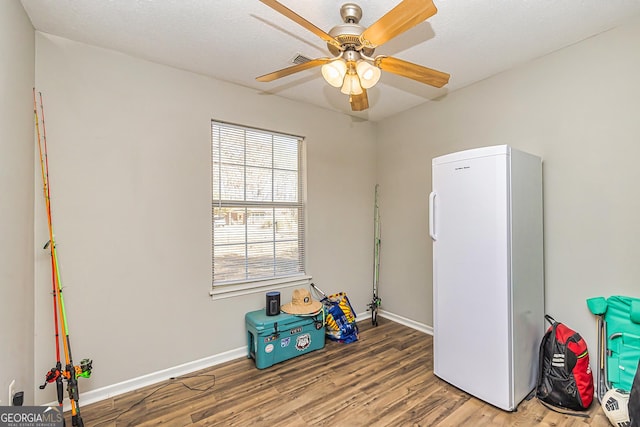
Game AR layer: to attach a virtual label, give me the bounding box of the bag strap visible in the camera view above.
[545,314,556,326]
[536,329,547,396]
[536,334,546,397]
[536,315,558,397]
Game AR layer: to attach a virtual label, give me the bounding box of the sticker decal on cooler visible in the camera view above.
[281,337,291,348]
[265,343,274,353]
[296,333,311,351]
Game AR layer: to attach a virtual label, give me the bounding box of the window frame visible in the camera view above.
[209,121,310,299]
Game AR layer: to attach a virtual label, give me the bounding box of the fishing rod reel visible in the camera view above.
[366,296,381,326]
[75,358,93,379]
[39,358,92,391]
[39,363,63,390]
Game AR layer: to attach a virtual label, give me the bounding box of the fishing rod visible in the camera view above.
[33,88,65,418]
[367,184,382,326]
[35,90,92,427]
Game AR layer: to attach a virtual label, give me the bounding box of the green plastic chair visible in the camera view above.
[587,295,640,401]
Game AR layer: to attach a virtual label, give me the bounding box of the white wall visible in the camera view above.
[34,33,376,403]
[376,15,640,361]
[0,1,35,405]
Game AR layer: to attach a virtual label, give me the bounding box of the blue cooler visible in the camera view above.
[246,309,325,369]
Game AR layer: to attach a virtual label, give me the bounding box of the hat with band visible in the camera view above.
[281,288,323,315]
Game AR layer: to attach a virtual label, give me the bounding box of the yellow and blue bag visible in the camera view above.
[311,284,359,343]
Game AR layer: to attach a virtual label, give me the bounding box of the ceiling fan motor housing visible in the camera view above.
[327,3,375,58]
[340,3,362,23]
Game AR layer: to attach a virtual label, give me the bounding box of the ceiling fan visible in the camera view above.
[256,0,450,112]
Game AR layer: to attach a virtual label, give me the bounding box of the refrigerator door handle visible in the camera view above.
[429,191,437,241]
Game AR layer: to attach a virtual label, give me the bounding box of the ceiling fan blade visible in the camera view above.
[259,0,341,50]
[350,89,369,111]
[360,0,438,48]
[256,58,330,82]
[375,56,449,88]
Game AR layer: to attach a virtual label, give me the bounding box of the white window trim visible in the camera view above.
[209,274,313,300]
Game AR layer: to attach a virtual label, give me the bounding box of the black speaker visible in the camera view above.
[266,291,280,316]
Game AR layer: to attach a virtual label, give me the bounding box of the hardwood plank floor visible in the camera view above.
[78,318,610,426]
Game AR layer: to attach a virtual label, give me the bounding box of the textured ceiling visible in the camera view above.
[20,0,640,121]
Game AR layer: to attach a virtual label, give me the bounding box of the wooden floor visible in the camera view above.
[78,318,609,426]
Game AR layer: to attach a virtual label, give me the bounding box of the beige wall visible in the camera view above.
[33,33,376,403]
[10,5,639,407]
[376,15,640,360]
[0,1,35,405]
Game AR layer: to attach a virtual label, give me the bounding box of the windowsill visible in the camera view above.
[210,275,313,300]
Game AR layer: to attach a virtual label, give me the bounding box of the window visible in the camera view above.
[211,121,308,297]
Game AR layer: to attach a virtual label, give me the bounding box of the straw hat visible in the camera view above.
[281,288,323,315]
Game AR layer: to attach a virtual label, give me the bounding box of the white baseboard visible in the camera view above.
[45,346,247,409]
[377,310,433,335]
[48,309,431,409]
[356,309,432,335]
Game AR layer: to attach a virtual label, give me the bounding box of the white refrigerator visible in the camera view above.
[429,145,544,411]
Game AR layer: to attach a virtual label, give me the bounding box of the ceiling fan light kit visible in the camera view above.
[356,60,381,89]
[341,73,363,95]
[321,59,347,87]
[322,57,379,92]
[257,0,450,112]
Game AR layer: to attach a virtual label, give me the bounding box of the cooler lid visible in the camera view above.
[245,309,317,331]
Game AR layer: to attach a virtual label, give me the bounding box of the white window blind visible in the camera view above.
[211,121,306,292]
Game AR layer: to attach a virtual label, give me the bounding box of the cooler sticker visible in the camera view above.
[265,343,274,353]
[296,333,311,351]
[280,337,291,348]
[290,327,302,334]
[264,335,277,343]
